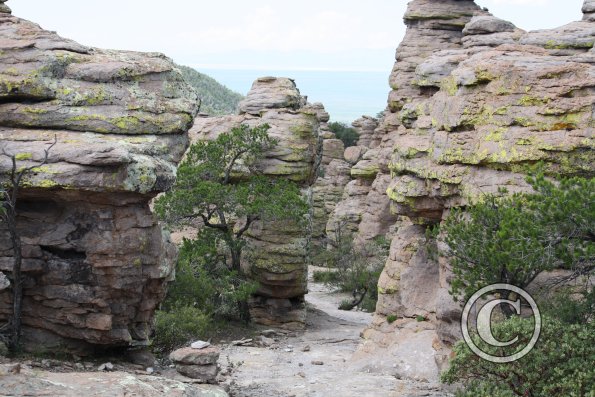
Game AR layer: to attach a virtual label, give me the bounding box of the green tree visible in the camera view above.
[439,175,594,306]
[328,121,359,147]
[155,124,308,319]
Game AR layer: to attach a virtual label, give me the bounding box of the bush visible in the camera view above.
[312,270,340,283]
[328,121,359,147]
[442,315,595,397]
[153,305,212,353]
[315,224,388,312]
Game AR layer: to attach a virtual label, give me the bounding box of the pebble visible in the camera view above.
[301,345,311,352]
[311,360,324,366]
[297,371,306,378]
[98,362,114,371]
[190,340,210,349]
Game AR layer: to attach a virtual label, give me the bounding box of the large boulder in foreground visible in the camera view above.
[0,10,198,351]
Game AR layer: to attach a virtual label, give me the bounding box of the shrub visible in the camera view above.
[315,223,388,312]
[328,121,359,147]
[387,314,397,324]
[312,270,340,283]
[442,315,595,397]
[153,305,212,353]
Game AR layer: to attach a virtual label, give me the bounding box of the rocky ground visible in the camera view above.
[0,269,451,397]
[219,268,451,397]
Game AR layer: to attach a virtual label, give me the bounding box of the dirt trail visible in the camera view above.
[221,270,450,397]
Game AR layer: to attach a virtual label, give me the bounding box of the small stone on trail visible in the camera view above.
[98,362,114,371]
[297,371,306,378]
[301,345,311,352]
[191,340,211,349]
[311,360,324,366]
[146,367,154,374]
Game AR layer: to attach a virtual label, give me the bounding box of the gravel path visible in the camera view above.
[220,269,450,397]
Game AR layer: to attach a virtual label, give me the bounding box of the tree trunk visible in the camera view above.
[9,228,22,351]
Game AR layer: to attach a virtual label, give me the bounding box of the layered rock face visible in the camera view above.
[0,10,198,350]
[338,0,594,382]
[189,77,327,329]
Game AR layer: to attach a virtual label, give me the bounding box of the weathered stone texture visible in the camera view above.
[188,78,326,329]
[324,0,595,383]
[0,12,198,350]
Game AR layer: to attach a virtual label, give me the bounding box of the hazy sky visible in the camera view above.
[9,0,584,73]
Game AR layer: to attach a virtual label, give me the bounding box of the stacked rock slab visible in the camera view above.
[189,77,326,329]
[170,346,220,383]
[0,12,198,351]
[346,0,595,382]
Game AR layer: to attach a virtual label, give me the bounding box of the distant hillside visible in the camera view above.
[177,65,244,116]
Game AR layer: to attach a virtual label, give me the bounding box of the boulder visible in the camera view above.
[463,16,516,35]
[169,346,220,366]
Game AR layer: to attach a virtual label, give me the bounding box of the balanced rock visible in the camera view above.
[188,77,327,329]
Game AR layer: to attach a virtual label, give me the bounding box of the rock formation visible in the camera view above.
[189,77,328,329]
[0,10,198,351]
[326,0,594,382]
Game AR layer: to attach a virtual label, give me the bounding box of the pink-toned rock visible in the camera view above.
[344,146,365,165]
[0,10,197,351]
[169,347,220,366]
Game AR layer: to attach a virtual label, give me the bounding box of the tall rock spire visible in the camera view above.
[584,0,595,21]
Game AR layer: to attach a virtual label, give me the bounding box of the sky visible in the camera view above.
[9,0,584,73]
[7,0,585,122]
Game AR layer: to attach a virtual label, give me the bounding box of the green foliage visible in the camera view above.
[440,175,594,301]
[315,224,388,312]
[328,121,359,147]
[163,231,259,318]
[177,65,243,116]
[153,304,212,353]
[442,315,595,397]
[312,270,340,283]
[386,314,397,324]
[154,123,308,345]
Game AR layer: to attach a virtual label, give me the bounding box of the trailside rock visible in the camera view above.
[170,346,220,383]
[0,11,197,351]
[170,347,220,366]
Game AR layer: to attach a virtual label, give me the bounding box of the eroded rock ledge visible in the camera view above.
[325,0,594,382]
[0,11,198,351]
